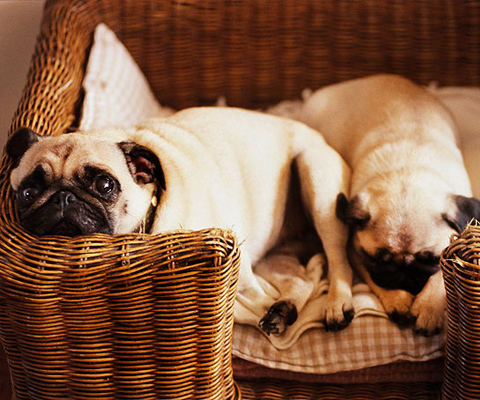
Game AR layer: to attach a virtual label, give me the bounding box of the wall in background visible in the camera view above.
[0,0,46,151]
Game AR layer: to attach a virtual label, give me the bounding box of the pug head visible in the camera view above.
[6,127,166,237]
[336,186,480,295]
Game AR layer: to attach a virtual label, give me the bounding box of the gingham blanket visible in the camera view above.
[232,280,445,374]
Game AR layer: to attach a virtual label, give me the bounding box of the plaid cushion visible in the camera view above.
[232,281,444,374]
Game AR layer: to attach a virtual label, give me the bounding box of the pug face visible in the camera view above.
[6,128,165,237]
[336,183,480,295]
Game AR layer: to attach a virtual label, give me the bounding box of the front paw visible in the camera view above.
[410,295,445,337]
[259,300,298,336]
[320,293,355,332]
[379,289,415,327]
[388,310,416,328]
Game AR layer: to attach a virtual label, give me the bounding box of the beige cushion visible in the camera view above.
[79,23,173,131]
[427,84,480,198]
[232,281,444,374]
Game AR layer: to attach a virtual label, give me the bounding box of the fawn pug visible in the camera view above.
[7,107,354,334]
[299,74,480,336]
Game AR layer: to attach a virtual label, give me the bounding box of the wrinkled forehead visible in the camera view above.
[356,227,412,255]
[10,134,128,188]
[355,217,450,256]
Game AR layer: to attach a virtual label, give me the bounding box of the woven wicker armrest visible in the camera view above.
[442,223,480,400]
[7,0,99,138]
[0,229,240,400]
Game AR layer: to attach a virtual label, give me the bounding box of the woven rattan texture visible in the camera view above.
[1,0,480,399]
[236,380,441,400]
[8,0,480,137]
[0,228,240,400]
[442,223,480,400]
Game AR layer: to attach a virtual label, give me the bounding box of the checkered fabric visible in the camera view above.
[232,281,445,374]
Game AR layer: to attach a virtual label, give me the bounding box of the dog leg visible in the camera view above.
[256,250,324,335]
[234,252,283,326]
[294,127,354,331]
[410,270,446,336]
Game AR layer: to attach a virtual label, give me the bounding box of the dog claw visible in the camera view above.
[323,308,355,332]
[259,300,298,336]
[344,308,355,323]
[388,311,416,328]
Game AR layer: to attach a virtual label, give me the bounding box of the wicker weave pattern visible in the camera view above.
[237,380,440,400]
[441,223,480,400]
[1,0,480,399]
[0,229,239,400]
[8,0,480,137]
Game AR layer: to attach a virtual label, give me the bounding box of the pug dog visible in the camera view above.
[6,107,354,335]
[298,74,480,336]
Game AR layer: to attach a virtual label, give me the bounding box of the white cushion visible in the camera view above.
[79,23,174,131]
[427,85,480,198]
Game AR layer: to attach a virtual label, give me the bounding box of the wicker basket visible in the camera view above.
[1,0,480,399]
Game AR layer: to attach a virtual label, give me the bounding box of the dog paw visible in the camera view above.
[320,294,355,332]
[379,289,415,327]
[259,300,298,336]
[322,308,355,332]
[410,297,445,337]
[388,310,416,328]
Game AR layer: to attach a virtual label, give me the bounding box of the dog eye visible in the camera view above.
[19,187,39,203]
[94,175,115,195]
[375,248,393,263]
[361,249,376,263]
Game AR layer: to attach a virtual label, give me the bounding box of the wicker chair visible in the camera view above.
[1,0,479,399]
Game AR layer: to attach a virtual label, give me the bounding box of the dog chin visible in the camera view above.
[364,255,440,295]
[45,221,86,237]
[22,217,112,237]
[21,207,113,237]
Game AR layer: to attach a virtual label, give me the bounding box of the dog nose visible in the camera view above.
[391,252,414,265]
[52,191,76,209]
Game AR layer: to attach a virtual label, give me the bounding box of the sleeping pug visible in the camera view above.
[6,107,354,334]
[299,74,480,336]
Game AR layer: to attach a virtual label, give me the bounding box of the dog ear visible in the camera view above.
[336,193,371,229]
[6,127,42,164]
[442,195,480,233]
[118,141,166,190]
